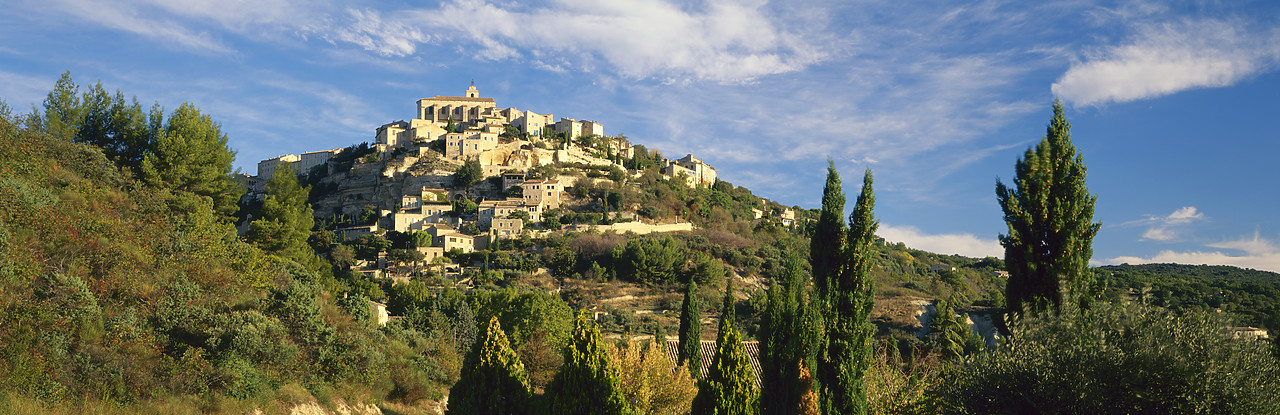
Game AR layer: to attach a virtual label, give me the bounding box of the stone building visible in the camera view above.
[417,85,497,124]
[520,179,562,210]
[662,154,717,187]
[257,154,300,179]
[444,130,500,159]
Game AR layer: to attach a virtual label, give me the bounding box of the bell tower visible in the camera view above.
[465,81,478,98]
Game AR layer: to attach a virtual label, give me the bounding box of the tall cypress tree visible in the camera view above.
[448,317,533,415]
[690,322,758,415]
[932,296,966,362]
[810,160,846,301]
[718,275,735,343]
[545,311,633,415]
[996,100,1101,315]
[821,169,877,415]
[678,279,703,379]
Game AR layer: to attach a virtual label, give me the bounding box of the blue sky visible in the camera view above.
[2,0,1277,272]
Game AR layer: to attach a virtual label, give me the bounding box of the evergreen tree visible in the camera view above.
[544,312,633,415]
[759,257,822,415]
[820,169,877,415]
[247,163,315,265]
[690,322,758,415]
[811,159,845,301]
[996,100,1101,315]
[718,274,735,343]
[140,102,240,217]
[932,296,966,362]
[454,301,478,353]
[76,82,160,170]
[678,279,703,379]
[39,71,83,142]
[448,317,533,415]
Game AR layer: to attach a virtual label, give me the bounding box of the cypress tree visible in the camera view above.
[691,322,758,415]
[810,159,845,302]
[996,100,1101,315]
[545,311,633,415]
[932,296,966,362]
[678,279,703,379]
[448,317,533,415]
[718,275,735,343]
[760,257,822,415]
[820,169,877,415]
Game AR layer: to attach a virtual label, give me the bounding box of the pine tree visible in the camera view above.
[811,159,846,301]
[448,317,533,415]
[544,312,633,415]
[996,100,1101,315]
[690,322,758,415]
[248,163,315,265]
[140,102,240,217]
[821,169,877,415]
[679,279,703,379]
[40,71,83,142]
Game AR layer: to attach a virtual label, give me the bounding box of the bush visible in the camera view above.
[936,302,1280,414]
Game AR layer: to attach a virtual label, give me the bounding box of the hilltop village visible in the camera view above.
[240,85,794,279]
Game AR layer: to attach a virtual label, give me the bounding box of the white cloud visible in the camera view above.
[878,224,1003,259]
[1105,231,1280,273]
[331,9,431,57]
[389,0,826,82]
[1053,18,1280,106]
[1121,206,1207,242]
[0,71,53,111]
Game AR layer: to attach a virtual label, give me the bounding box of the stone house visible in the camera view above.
[444,130,500,159]
[520,179,562,210]
[491,218,524,239]
[257,154,299,179]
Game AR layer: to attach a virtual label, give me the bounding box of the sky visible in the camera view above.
[1,0,1278,272]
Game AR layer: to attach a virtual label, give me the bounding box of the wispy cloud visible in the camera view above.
[330,9,430,57]
[0,71,53,112]
[1053,18,1280,106]
[380,0,828,83]
[1104,231,1280,273]
[879,224,1003,259]
[1120,206,1206,242]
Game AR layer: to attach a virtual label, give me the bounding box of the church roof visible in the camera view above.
[419,96,496,103]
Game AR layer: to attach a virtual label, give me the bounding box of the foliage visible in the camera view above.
[759,258,823,415]
[690,322,758,415]
[936,302,1280,414]
[865,344,940,415]
[544,312,633,415]
[609,338,699,415]
[449,317,533,415]
[1100,263,1280,329]
[247,163,316,265]
[455,159,484,188]
[139,102,240,217]
[818,169,877,415]
[468,287,574,352]
[678,279,703,379]
[611,236,685,285]
[996,100,1101,315]
[811,160,845,300]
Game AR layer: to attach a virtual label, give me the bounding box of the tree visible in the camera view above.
[247,163,315,265]
[811,159,845,303]
[544,312,633,415]
[759,257,822,415]
[455,159,484,188]
[820,169,877,415]
[678,279,703,379]
[932,296,967,362]
[610,337,698,415]
[40,71,83,142]
[690,322,758,415]
[996,100,1101,315]
[448,317,533,415]
[140,102,240,216]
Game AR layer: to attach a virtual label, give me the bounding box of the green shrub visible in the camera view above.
[937,302,1280,414]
